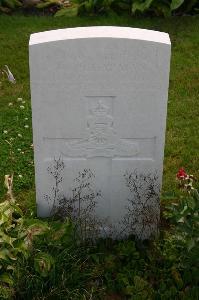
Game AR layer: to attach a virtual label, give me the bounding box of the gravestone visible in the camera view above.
[29,27,171,239]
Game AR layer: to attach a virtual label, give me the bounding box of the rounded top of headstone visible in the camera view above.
[29,26,170,46]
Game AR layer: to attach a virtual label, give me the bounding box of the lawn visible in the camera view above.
[0,14,198,299]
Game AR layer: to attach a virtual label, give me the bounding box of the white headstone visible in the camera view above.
[29,26,171,240]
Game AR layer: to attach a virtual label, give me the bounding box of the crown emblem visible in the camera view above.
[92,100,109,115]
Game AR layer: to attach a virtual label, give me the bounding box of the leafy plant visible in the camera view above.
[73,0,131,16]
[131,0,154,15]
[165,168,199,251]
[0,0,198,15]
[0,0,22,13]
[77,0,113,15]
[0,0,62,15]
[1,166,198,299]
[54,4,79,17]
[36,0,61,9]
[0,175,49,298]
[164,169,199,292]
[125,275,154,298]
[131,0,199,17]
[170,0,184,11]
[34,252,54,277]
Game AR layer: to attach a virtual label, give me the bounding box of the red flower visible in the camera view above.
[176,168,187,180]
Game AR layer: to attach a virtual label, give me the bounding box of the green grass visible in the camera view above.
[0,14,199,203]
[0,14,199,298]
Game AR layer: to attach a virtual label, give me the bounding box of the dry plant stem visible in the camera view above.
[122,171,160,240]
[45,157,64,215]
[4,174,15,202]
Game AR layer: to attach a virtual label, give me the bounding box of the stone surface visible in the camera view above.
[29,26,171,239]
